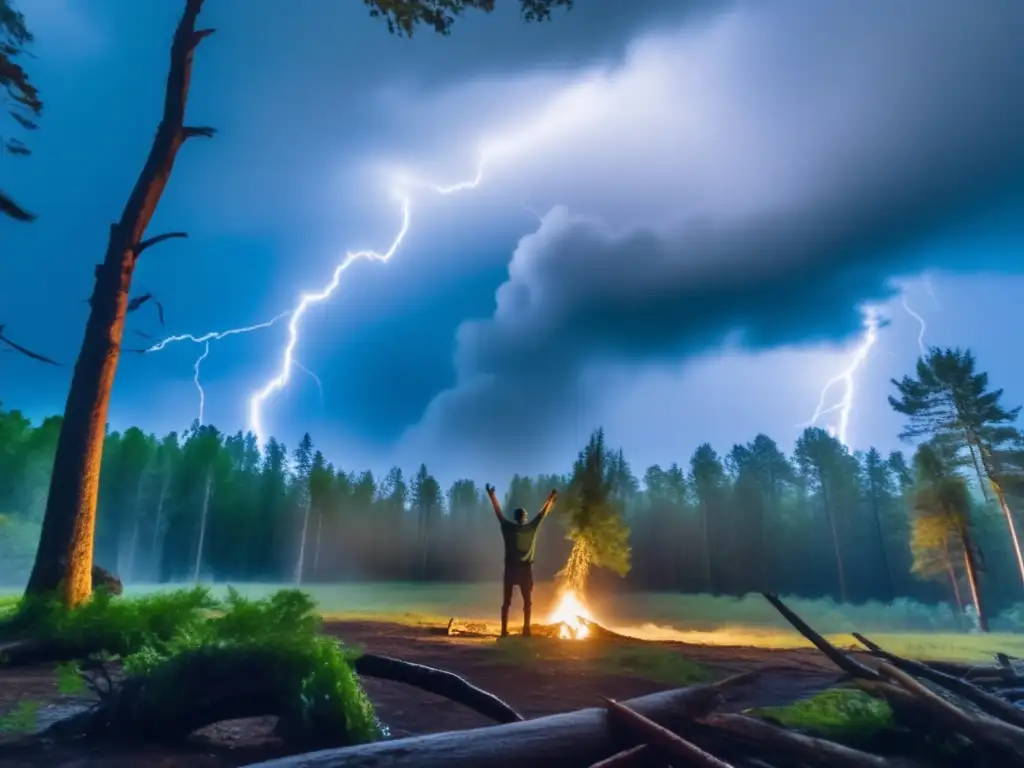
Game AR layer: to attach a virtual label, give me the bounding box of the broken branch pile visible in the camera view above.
[246,594,1024,768]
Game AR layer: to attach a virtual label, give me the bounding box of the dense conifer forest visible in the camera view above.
[4,349,1023,625]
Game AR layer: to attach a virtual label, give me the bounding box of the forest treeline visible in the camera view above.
[2,348,1024,624]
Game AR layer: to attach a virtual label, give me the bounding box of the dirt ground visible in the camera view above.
[0,619,846,767]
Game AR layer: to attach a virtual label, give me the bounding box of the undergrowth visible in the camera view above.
[0,587,380,745]
[753,688,894,746]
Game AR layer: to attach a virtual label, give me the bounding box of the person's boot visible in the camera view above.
[500,605,509,637]
[522,603,532,637]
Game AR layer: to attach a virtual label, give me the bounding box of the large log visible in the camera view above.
[243,677,754,768]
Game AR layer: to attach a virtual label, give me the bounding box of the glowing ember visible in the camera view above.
[547,590,594,640]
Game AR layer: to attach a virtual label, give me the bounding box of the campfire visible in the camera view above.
[547,589,595,640]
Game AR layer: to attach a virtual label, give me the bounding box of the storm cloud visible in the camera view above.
[399,0,1024,469]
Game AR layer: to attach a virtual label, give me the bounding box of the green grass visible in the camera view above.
[3,581,1021,662]
[490,635,710,685]
[753,688,894,746]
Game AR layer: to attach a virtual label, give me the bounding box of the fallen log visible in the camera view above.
[700,713,922,768]
[852,632,1024,729]
[352,653,522,724]
[604,697,734,768]
[0,636,521,728]
[242,673,761,768]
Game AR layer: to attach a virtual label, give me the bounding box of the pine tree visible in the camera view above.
[910,442,988,631]
[562,429,631,589]
[308,451,332,580]
[0,0,43,221]
[890,348,1024,585]
[291,433,315,584]
[794,428,854,603]
[862,447,895,601]
[690,443,726,592]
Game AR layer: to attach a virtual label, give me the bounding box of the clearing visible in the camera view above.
[0,582,1017,767]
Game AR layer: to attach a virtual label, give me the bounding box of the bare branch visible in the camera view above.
[763,593,881,681]
[134,231,187,256]
[587,745,650,768]
[0,325,61,365]
[0,188,35,222]
[182,126,216,140]
[126,293,166,327]
[192,28,216,47]
[603,698,734,768]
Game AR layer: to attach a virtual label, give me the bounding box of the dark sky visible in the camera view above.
[3,0,1024,486]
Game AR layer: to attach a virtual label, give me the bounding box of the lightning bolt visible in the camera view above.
[147,313,291,428]
[802,308,880,447]
[193,341,211,425]
[293,359,325,409]
[145,150,488,439]
[901,295,927,356]
[145,313,290,352]
[247,154,488,446]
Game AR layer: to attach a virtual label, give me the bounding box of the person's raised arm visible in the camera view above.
[485,483,505,523]
[533,488,558,523]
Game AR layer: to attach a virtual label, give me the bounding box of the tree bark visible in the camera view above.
[942,537,964,622]
[24,0,213,604]
[959,522,989,632]
[242,684,730,768]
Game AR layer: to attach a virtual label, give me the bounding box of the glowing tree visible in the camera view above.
[909,441,988,631]
[559,429,631,593]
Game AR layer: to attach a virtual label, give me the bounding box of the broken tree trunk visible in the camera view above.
[242,677,756,768]
[25,0,214,605]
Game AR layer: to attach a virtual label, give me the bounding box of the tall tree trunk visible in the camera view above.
[192,469,213,583]
[819,479,847,603]
[698,494,714,593]
[125,471,147,582]
[974,440,1024,586]
[294,498,311,585]
[943,537,964,623]
[963,434,991,502]
[150,463,171,581]
[867,481,894,602]
[958,522,989,632]
[24,0,214,605]
[312,509,323,580]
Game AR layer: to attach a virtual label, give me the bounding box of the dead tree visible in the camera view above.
[25,0,212,605]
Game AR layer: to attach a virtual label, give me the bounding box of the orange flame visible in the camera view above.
[547,590,594,640]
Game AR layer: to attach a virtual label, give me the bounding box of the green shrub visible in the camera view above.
[0,700,40,735]
[119,588,380,745]
[7,586,215,656]
[4,586,380,747]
